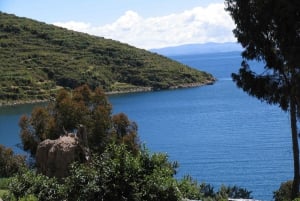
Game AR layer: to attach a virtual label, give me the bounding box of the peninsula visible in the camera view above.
[0,12,215,105]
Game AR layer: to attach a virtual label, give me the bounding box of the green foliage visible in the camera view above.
[111,112,140,154]
[215,185,252,200]
[5,143,253,201]
[8,170,65,201]
[0,189,9,199]
[0,12,214,104]
[177,176,252,201]
[8,144,183,201]
[0,178,11,190]
[19,194,38,201]
[63,162,101,201]
[64,143,181,201]
[177,175,202,200]
[274,180,293,201]
[1,192,38,201]
[0,145,26,177]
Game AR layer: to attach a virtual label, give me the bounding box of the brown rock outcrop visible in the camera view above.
[36,135,86,178]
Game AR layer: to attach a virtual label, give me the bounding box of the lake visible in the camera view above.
[0,51,293,200]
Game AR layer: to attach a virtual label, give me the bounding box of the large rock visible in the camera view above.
[36,135,86,178]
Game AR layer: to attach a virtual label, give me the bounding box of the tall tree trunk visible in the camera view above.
[290,98,300,199]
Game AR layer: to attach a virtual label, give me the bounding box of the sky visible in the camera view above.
[0,0,236,49]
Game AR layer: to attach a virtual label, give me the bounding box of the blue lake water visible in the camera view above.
[0,51,293,200]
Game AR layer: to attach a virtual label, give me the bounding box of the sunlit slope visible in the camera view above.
[0,12,215,103]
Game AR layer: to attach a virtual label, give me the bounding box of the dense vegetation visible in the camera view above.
[0,12,214,105]
[0,145,253,201]
[0,145,25,177]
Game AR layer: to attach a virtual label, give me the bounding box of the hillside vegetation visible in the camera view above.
[0,12,214,104]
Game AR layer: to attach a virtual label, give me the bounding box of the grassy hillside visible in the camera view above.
[0,12,215,104]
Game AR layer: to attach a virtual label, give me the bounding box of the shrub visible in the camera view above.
[19,194,38,201]
[8,170,65,201]
[2,193,38,201]
[177,178,252,201]
[0,145,26,177]
[177,175,202,200]
[274,180,293,201]
[64,143,181,201]
[215,185,252,200]
[0,190,9,200]
[0,178,11,190]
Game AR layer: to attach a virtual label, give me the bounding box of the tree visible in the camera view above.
[274,180,294,201]
[0,144,25,177]
[19,84,139,157]
[111,113,140,154]
[225,0,300,199]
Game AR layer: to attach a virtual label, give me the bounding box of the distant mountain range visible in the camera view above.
[150,42,243,56]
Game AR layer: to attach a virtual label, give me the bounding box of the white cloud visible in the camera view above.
[53,21,92,33]
[53,3,236,49]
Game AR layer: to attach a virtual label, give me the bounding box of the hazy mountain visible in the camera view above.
[150,42,243,56]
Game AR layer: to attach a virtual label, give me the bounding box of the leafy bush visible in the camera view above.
[6,144,253,201]
[8,170,65,201]
[0,145,25,177]
[0,178,11,190]
[0,190,9,199]
[8,143,182,201]
[64,143,181,201]
[2,193,38,201]
[177,176,252,201]
[274,180,293,201]
[178,175,202,200]
[215,185,252,200]
[19,194,38,201]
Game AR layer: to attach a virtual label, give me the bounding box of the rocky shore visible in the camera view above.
[107,79,216,95]
[0,99,49,107]
[0,80,215,107]
[105,86,153,95]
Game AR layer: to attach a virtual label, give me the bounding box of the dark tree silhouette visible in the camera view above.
[225,0,300,198]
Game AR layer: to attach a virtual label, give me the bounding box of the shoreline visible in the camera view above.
[107,80,215,95]
[0,99,50,107]
[0,80,215,107]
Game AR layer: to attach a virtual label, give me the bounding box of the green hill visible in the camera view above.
[0,12,215,105]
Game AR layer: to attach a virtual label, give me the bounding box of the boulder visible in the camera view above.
[36,135,86,178]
